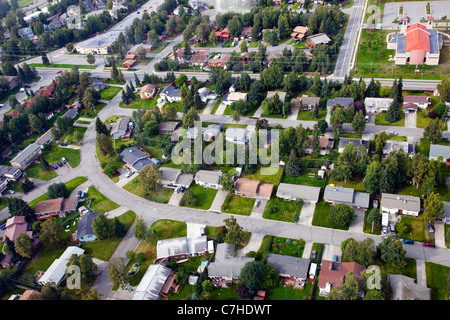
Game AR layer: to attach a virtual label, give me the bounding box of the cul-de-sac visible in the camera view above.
[0,0,449,302]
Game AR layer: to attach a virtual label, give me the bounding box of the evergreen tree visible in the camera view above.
[385,100,400,123]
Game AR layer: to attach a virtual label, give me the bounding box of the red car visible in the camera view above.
[114,170,121,176]
[423,242,435,248]
[143,9,147,12]
[56,70,62,74]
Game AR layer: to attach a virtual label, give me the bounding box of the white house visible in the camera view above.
[198,87,217,103]
[222,92,247,106]
[381,193,421,217]
[364,97,393,114]
[194,170,222,189]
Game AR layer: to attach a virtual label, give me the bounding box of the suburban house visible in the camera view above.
[0,165,22,182]
[120,147,154,172]
[266,91,287,103]
[168,48,188,65]
[318,260,366,297]
[234,178,274,200]
[387,18,443,65]
[266,253,311,286]
[215,28,230,40]
[190,35,202,45]
[18,27,34,39]
[276,183,321,203]
[402,102,419,113]
[290,26,309,40]
[34,197,79,220]
[194,170,223,189]
[111,116,132,140]
[240,26,253,39]
[158,167,194,188]
[207,243,254,280]
[139,83,158,100]
[266,53,281,67]
[155,234,213,263]
[61,109,78,120]
[403,95,431,109]
[441,201,450,224]
[364,97,394,114]
[17,289,41,300]
[338,138,370,153]
[189,50,210,67]
[158,121,180,135]
[207,53,231,68]
[306,33,331,48]
[389,274,431,300]
[323,185,370,209]
[10,143,42,170]
[76,211,100,243]
[198,87,217,103]
[305,135,333,156]
[225,127,255,145]
[222,92,247,105]
[291,95,321,110]
[383,140,415,157]
[38,246,85,286]
[159,85,181,103]
[429,144,450,162]
[132,264,174,300]
[381,193,421,217]
[3,216,32,242]
[0,76,19,90]
[123,53,138,68]
[203,124,222,142]
[327,97,354,109]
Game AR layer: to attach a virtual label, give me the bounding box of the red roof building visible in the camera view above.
[317,261,366,297]
[3,216,32,242]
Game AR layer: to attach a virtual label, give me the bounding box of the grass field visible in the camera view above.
[221,193,255,216]
[425,262,450,300]
[282,170,326,188]
[100,86,123,100]
[375,111,405,127]
[29,63,98,70]
[81,210,136,261]
[327,176,365,192]
[312,201,350,230]
[242,166,284,186]
[396,215,434,243]
[123,176,173,204]
[120,93,159,109]
[297,109,327,121]
[180,184,218,210]
[44,145,81,168]
[86,186,120,213]
[263,197,302,223]
[25,162,57,181]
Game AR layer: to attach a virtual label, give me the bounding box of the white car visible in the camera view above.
[126,171,134,178]
[254,200,260,207]
[381,227,388,236]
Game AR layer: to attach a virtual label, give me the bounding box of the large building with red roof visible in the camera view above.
[387,17,443,65]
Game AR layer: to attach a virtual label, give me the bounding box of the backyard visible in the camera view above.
[100,86,123,101]
[282,170,326,188]
[221,193,255,216]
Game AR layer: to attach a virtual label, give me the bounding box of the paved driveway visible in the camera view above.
[322,244,342,261]
[348,208,366,233]
[168,189,183,206]
[298,202,316,226]
[250,199,267,219]
[209,190,228,213]
[404,111,417,128]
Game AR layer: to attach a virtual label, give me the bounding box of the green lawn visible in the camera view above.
[120,93,159,109]
[81,210,136,261]
[195,40,219,47]
[416,109,432,129]
[281,170,326,188]
[267,281,313,300]
[76,120,91,125]
[181,184,218,210]
[297,109,327,121]
[25,162,57,181]
[86,186,120,213]
[263,197,302,223]
[221,193,255,216]
[29,63,98,70]
[43,145,81,168]
[20,246,67,281]
[242,166,284,186]
[78,102,107,118]
[425,262,450,300]
[396,215,434,243]
[375,111,405,127]
[123,176,173,204]
[312,201,350,230]
[269,236,305,257]
[100,86,123,100]
[327,177,365,192]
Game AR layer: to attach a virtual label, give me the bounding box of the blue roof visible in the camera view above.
[397,34,406,54]
[429,30,440,54]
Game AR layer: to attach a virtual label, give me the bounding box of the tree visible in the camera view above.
[180,189,197,207]
[41,53,50,66]
[161,104,177,120]
[220,169,237,192]
[14,233,34,258]
[182,107,199,128]
[21,178,35,194]
[47,183,67,199]
[375,131,388,156]
[424,192,445,221]
[317,119,328,133]
[39,218,64,249]
[223,216,244,245]
[86,53,96,65]
[133,218,148,241]
[363,161,381,194]
[385,100,401,123]
[423,118,443,143]
[68,254,98,283]
[378,234,407,268]
[352,110,366,136]
[437,78,450,102]
[139,165,161,194]
[285,150,302,177]
[28,114,43,133]
[209,30,218,46]
[330,203,355,227]
[8,197,34,222]
[108,257,129,288]
[327,271,360,300]
[367,208,382,232]
[330,106,345,136]
[239,260,265,296]
[95,117,108,135]
[240,40,248,53]
[97,134,114,156]
[92,213,113,240]
[232,110,240,124]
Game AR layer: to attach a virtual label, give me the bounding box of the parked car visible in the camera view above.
[51,164,58,169]
[56,70,62,74]
[311,250,317,260]
[365,115,369,122]
[427,224,435,233]
[77,191,82,198]
[332,255,339,262]
[388,131,398,135]
[402,239,414,245]
[423,242,435,248]
[180,186,186,193]
[114,170,120,176]
[60,142,67,146]
[126,171,134,178]
[62,157,66,164]
[382,227,388,236]
[389,224,396,232]
[0,103,4,108]
[254,200,260,207]
[272,43,279,46]
[174,187,180,193]
[137,11,140,14]
[80,192,87,201]
[57,161,63,167]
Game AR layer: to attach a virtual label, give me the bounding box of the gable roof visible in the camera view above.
[381,193,421,212]
[11,143,41,165]
[429,144,450,159]
[77,211,100,239]
[133,264,172,300]
[194,170,222,185]
[207,243,254,278]
[266,253,310,279]
[276,183,321,202]
[405,23,430,52]
[3,216,31,242]
[234,178,274,199]
[120,147,147,166]
[318,261,366,290]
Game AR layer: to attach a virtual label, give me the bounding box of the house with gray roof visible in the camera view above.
[110,116,131,140]
[194,170,222,189]
[429,144,450,161]
[338,138,370,153]
[36,129,54,148]
[266,253,310,281]
[133,264,173,300]
[61,109,78,120]
[276,183,321,203]
[76,211,100,243]
[389,274,431,300]
[207,243,254,280]
[383,140,414,156]
[10,143,42,170]
[155,235,213,263]
[158,167,193,188]
[158,121,180,135]
[160,85,181,103]
[120,147,154,172]
[326,97,354,109]
[381,193,421,217]
[324,185,370,209]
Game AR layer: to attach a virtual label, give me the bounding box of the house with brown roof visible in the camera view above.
[305,135,333,155]
[403,95,431,109]
[19,289,41,300]
[0,76,19,90]
[3,216,32,242]
[292,95,321,110]
[318,260,366,297]
[207,53,231,68]
[233,178,274,200]
[215,28,230,40]
[290,26,308,40]
[189,50,210,67]
[139,83,157,99]
[240,27,253,39]
[34,197,79,220]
